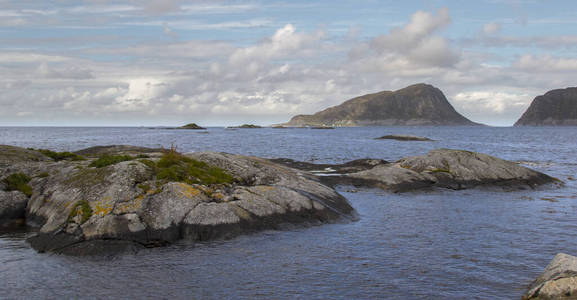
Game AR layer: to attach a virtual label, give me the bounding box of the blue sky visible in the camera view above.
[1,0,576,126]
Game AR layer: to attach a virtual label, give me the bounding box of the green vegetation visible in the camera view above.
[143,150,235,185]
[138,183,151,191]
[138,159,156,169]
[68,200,93,224]
[89,154,134,168]
[2,173,33,197]
[179,123,205,129]
[233,124,262,129]
[430,168,451,174]
[37,149,84,161]
[37,172,50,178]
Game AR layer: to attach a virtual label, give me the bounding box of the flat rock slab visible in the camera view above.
[524,253,577,299]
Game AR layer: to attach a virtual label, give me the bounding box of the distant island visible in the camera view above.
[515,87,577,126]
[282,83,480,127]
[228,124,262,129]
[177,123,206,130]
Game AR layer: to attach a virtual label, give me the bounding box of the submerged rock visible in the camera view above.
[523,253,577,299]
[1,145,357,255]
[375,134,433,141]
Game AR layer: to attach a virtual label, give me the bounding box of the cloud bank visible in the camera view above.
[1,1,577,126]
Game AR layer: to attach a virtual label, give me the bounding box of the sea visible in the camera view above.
[0,126,576,299]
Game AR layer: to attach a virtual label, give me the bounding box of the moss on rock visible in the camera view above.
[36,149,85,161]
[155,151,235,185]
[89,154,134,168]
[2,173,33,197]
[68,200,93,224]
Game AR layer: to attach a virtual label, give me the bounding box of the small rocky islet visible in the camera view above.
[0,144,562,257]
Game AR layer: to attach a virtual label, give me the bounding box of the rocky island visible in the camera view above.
[283,83,480,127]
[515,87,577,126]
[177,123,206,130]
[0,145,561,255]
[0,145,356,255]
[273,149,560,192]
[228,124,263,129]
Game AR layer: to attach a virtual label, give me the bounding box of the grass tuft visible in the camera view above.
[68,200,93,224]
[89,154,134,168]
[152,147,235,185]
[2,173,33,197]
[37,149,84,161]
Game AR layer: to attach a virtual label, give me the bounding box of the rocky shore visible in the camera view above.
[0,145,356,255]
[0,145,562,256]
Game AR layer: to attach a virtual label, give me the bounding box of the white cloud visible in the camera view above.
[483,22,501,35]
[515,54,577,72]
[36,63,94,80]
[350,7,459,74]
[228,24,326,67]
[2,5,577,126]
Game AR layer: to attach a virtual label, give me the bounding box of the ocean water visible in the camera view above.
[1,126,576,299]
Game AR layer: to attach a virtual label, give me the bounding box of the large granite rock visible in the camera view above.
[515,87,577,126]
[16,147,356,255]
[523,253,577,299]
[283,83,480,127]
[273,149,560,192]
[349,149,558,191]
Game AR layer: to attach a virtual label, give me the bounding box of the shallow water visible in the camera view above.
[1,126,576,299]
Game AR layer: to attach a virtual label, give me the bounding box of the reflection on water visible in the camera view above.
[1,126,576,299]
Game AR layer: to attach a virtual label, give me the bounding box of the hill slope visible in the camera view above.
[515,87,577,126]
[284,83,479,126]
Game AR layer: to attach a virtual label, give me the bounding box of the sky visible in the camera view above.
[1,0,576,126]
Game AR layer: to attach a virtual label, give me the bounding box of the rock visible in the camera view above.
[229,124,262,129]
[310,126,334,129]
[177,123,206,130]
[375,134,433,141]
[349,149,559,191]
[515,87,577,126]
[523,253,577,299]
[283,83,481,127]
[0,145,50,167]
[0,190,28,227]
[75,145,163,157]
[275,149,560,192]
[269,158,388,175]
[20,148,356,255]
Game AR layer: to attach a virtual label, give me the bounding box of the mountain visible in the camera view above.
[515,87,577,126]
[283,83,479,127]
